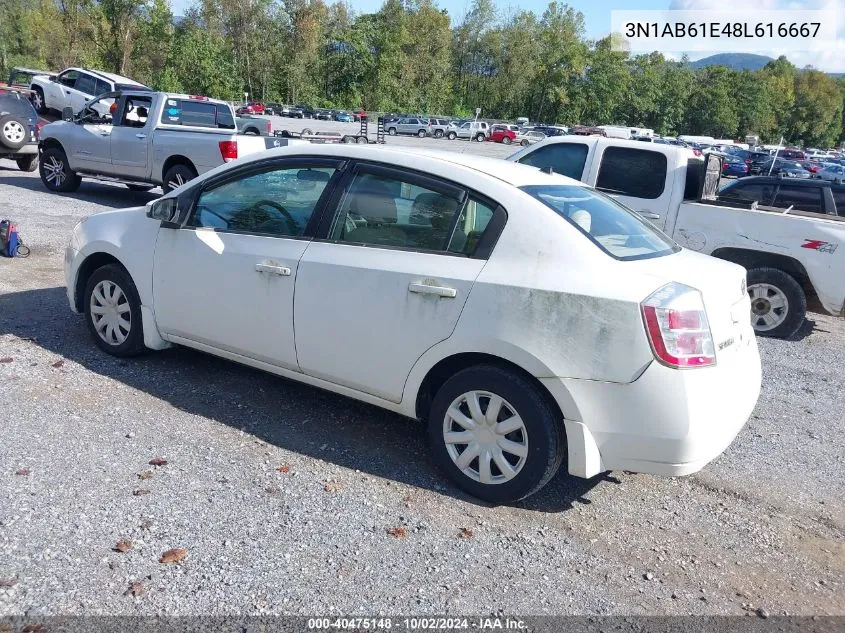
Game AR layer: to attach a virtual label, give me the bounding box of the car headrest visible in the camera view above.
[412,192,458,229]
[349,180,397,224]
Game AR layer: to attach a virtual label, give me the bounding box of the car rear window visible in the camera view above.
[521,184,678,261]
[0,94,37,121]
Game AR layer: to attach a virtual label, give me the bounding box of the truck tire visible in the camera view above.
[16,155,37,172]
[447,131,457,140]
[0,115,29,151]
[746,267,806,339]
[162,163,197,194]
[417,129,426,138]
[31,86,47,115]
[40,146,81,192]
[475,133,486,142]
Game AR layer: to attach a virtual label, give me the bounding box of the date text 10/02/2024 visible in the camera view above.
[624,22,821,39]
[307,617,528,630]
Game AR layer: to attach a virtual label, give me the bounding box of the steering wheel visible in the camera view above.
[251,199,299,234]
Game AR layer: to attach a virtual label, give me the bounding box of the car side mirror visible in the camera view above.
[148,198,179,225]
[62,107,74,122]
[48,75,57,82]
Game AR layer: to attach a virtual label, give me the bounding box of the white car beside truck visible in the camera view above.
[64,144,761,503]
[38,91,297,194]
[509,136,845,338]
[29,67,148,116]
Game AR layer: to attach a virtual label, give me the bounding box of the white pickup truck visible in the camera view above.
[38,91,298,194]
[509,136,845,338]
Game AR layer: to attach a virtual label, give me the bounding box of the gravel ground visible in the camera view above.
[0,136,843,618]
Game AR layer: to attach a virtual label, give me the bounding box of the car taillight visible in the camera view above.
[266,120,272,134]
[641,283,716,369]
[35,120,45,140]
[219,140,238,162]
[723,163,729,169]
[693,148,702,156]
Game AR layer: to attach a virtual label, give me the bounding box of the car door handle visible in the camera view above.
[639,211,661,220]
[255,262,291,276]
[409,282,457,298]
[135,133,146,139]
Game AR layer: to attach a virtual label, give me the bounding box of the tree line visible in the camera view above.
[1,0,844,147]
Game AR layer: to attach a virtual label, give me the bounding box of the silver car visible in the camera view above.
[386,117,429,137]
[818,164,845,182]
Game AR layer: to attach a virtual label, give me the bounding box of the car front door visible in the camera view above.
[50,70,79,111]
[294,162,500,403]
[110,94,153,179]
[152,158,342,371]
[67,95,115,172]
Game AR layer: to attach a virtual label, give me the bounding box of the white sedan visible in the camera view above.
[64,145,761,503]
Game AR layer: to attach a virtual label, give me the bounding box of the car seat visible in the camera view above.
[343,180,406,246]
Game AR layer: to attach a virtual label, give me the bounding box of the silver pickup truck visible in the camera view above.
[38,91,293,194]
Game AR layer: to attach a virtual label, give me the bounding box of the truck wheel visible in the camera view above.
[746,267,806,339]
[447,131,457,140]
[40,146,81,192]
[31,86,47,115]
[0,115,29,151]
[427,364,565,504]
[162,163,197,194]
[417,129,427,138]
[475,133,486,142]
[16,155,37,172]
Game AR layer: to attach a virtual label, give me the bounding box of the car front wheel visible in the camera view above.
[447,131,457,140]
[475,133,486,142]
[746,267,806,339]
[84,264,146,357]
[388,127,397,136]
[428,364,565,503]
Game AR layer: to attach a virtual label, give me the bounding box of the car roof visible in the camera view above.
[221,144,584,188]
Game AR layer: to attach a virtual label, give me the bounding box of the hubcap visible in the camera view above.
[3,121,25,143]
[33,93,42,110]
[44,156,65,186]
[167,172,185,191]
[90,280,131,346]
[748,283,789,331]
[443,391,528,485]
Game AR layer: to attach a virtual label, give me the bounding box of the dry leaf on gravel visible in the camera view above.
[138,470,153,480]
[148,457,168,466]
[14,469,30,476]
[21,625,45,633]
[458,528,474,539]
[123,582,144,597]
[159,548,188,564]
[51,359,64,368]
[277,464,290,473]
[0,578,18,587]
[387,526,408,539]
[323,481,342,492]
[265,486,279,494]
[132,489,151,496]
[113,539,133,553]
[0,357,12,364]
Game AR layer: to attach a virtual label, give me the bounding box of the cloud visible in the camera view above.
[668,0,844,70]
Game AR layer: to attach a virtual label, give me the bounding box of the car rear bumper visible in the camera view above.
[543,330,761,478]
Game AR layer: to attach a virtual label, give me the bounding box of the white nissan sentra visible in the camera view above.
[65,145,761,503]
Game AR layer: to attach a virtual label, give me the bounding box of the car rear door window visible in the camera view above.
[190,165,337,236]
[771,185,823,213]
[518,143,589,180]
[73,73,97,96]
[596,147,667,199]
[328,169,493,255]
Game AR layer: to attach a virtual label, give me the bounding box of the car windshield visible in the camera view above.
[520,184,679,261]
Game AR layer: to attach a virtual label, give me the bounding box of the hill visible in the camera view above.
[688,53,774,71]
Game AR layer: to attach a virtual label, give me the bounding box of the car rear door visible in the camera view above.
[293,161,503,403]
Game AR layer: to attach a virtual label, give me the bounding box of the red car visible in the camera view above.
[488,124,517,145]
[353,109,367,121]
[247,102,265,114]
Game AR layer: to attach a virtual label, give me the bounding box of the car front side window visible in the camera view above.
[190,165,337,237]
[58,71,79,88]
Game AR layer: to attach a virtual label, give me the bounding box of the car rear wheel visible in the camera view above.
[475,133,486,142]
[0,115,29,151]
[16,155,37,172]
[427,364,565,503]
[388,127,397,136]
[520,139,529,146]
[746,267,806,339]
[447,131,457,140]
[417,129,427,138]
[84,264,146,357]
[434,129,444,138]
[31,87,47,115]
[162,163,197,194]
[40,146,81,192]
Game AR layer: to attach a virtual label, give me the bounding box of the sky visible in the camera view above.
[168,0,844,71]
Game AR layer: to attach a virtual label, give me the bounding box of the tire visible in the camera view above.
[84,264,146,357]
[520,139,529,146]
[746,267,806,339]
[434,129,444,139]
[447,131,457,140]
[31,86,47,115]
[356,135,368,144]
[39,146,81,192]
[427,364,565,504]
[161,163,197,194]
[342,135,356,144]
[417,129,426,138]
[244,128,259,135]
[127,184,154,192]
[301,127,313,136]
[502,136,512,145]
[16,155,37,172]
[0,115,29,151]
[388,127,397,136]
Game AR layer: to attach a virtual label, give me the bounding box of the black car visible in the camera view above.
[0,90,39,172]
[295,104,314,118]
[719,176,845,216]
[533,125,567,137]
[263,102,283,116]
[314,109,333,120]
